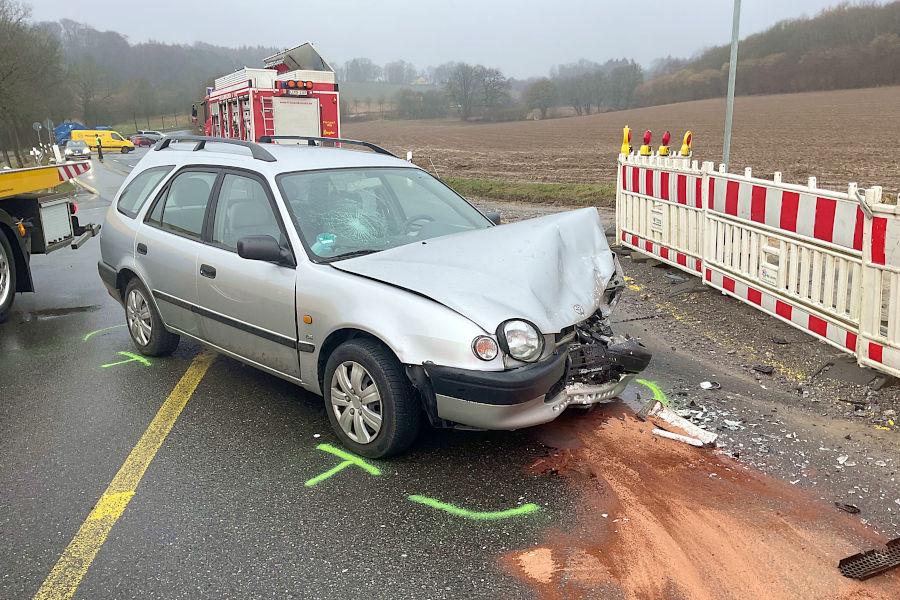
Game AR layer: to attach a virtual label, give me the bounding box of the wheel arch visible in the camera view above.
[316,327,397,392]
[0,216,34,293]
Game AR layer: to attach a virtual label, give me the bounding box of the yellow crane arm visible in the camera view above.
[0,161,91,200]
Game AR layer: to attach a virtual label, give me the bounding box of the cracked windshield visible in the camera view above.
[278,167,491,260]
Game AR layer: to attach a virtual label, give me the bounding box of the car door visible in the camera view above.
[135,168,219,337]
[195,170,302,380]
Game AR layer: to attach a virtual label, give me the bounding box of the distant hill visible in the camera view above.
[636,2,900,106]
[37,19,279,125]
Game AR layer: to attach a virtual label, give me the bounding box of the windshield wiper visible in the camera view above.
[322,249,381,263]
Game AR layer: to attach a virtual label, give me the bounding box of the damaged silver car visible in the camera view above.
[98,136,650,457]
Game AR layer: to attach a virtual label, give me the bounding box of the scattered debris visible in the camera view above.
[652,428,705,447]
[809,361,835,380]
[723,419,743,431]
[753,364,775,375]
[834,502,861,514]
[664,271,688,283]
[645,401,719,447]
[838,537,900,580]
[772,336,789,345]
[699,381,721,390]
[870,374,896,391]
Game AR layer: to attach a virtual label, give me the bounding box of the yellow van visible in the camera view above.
[70,129,135,153]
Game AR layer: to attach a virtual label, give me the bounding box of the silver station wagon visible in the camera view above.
[98,136,650,457]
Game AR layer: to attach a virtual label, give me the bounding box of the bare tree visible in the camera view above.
[445,63,479,120]
[525,78,557,119]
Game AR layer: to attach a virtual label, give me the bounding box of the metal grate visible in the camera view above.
[838,537,900,580]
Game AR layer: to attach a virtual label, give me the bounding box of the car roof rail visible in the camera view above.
[153,135,277,162]
[258,135,396,157]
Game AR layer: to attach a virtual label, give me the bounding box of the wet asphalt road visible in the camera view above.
[3,151,898,599]
[0,153,574,599]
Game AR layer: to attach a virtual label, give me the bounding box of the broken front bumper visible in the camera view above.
[422,337,650,430]
[432,374,635,430]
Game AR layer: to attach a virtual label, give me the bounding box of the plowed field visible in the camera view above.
[345,86,900,197]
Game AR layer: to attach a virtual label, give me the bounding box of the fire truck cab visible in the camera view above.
[204,42,339,143]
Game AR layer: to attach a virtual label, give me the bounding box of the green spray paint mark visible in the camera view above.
[101,351,151,369]
[304,443,381,487]
[407,495,541,521]
[83,324,126,342]
[636,378,669,406]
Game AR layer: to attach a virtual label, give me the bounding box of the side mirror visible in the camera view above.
[485,211,502,225]
[237,235,295,267]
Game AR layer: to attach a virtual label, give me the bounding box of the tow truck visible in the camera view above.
[0,161,99,320]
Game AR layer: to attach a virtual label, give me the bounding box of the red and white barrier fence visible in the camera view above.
[616,153,900,378]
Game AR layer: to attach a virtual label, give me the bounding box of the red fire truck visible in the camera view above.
[203,42,339,142]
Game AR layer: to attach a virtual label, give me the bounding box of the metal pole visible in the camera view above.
[722,0,741,170]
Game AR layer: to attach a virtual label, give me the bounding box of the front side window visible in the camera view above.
[147,170,217,239]
[212,174,283,251]
[278,167,490,261]
[111,133,124,141]
[117,166,173,218]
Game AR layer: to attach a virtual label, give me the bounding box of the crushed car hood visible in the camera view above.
[333,208,615,333]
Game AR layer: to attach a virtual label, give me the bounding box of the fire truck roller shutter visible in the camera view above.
[271,97,321,137]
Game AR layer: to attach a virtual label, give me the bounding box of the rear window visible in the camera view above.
[117,166,174,218]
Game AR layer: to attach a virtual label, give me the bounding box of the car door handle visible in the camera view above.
[136,243,148,255]
[199,264,216,279]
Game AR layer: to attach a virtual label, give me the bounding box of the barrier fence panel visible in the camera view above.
[616,151,900,378]
[617,155,705,275]
[704,167,865,356]
[859,187,900,377]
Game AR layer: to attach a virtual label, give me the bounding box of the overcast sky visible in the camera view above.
[31,0,853,78]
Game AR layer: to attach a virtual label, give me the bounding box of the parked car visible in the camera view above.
[64,139,91,160]
[98,136,649,457]
[136,130,164,141]
[130,135,155,147]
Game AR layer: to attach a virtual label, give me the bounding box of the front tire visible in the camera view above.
[124,278,179,356]
[324,338,421,458]
[0,232,17,322]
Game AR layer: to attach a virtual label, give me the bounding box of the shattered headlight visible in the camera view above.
[499,319,543,362]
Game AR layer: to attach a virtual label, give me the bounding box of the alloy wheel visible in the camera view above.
[126,288,152,346]
[330,361,383,444]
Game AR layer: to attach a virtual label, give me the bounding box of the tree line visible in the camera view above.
[0,0,278,166]
[3,0,898,166]
[634,2,900,106]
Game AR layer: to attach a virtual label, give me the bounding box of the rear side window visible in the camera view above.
[117,166,173,218]
[147,171,218,240]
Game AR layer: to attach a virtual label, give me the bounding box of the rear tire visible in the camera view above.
[324,338,421,458]
[0,231,17,322]
[124,278,179,356]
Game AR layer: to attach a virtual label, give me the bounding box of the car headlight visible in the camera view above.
[64,149,72,154]
[472,336,499,361]
[499,319,544,362]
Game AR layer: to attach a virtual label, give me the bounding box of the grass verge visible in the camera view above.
[443,177,615,207]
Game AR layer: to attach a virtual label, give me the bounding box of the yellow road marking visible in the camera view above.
[33,351,216,600]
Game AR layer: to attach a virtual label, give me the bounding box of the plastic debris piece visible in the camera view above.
[652,428,704,447]
[647,404,718,447]
[699,381,721,390]
[839,537,900,580]
[753,364,775,375]
[835,502,861,514]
